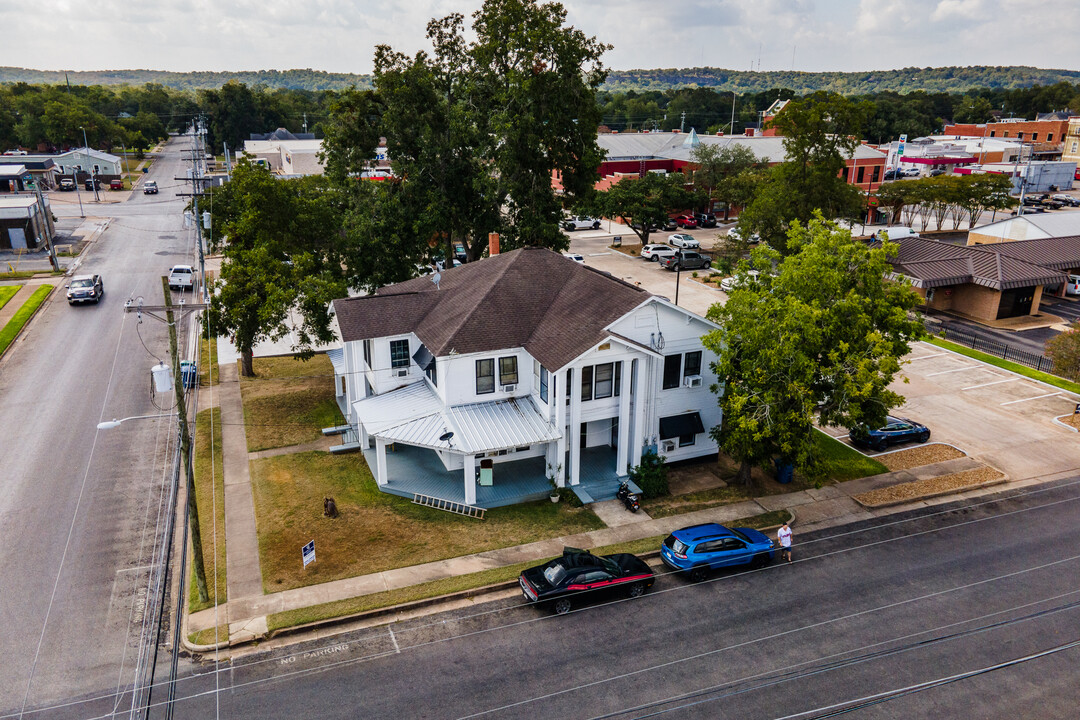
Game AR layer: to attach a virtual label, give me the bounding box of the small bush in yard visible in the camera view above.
[630,451,669,498]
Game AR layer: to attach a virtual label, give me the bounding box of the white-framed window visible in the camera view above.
[476,359,495,394]
[390,339,409,368]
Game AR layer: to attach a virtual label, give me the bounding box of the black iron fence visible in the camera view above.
[936,324,1055,374]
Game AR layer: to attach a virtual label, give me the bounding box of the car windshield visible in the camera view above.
[543,563,567,585]
[71,279,92,288]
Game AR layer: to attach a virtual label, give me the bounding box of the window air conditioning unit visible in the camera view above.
[684,375,703,388]
[394,368,409,377]
[662,440,677,453]
[501,384,518,392]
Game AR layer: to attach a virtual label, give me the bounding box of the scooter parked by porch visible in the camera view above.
[616,481,640,513]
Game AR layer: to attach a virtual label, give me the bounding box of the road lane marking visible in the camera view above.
[926,366,982,376]
[1001,392,1062,406]
[963,377,1017,390]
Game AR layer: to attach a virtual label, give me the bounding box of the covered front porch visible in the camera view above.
[361,444,627,508]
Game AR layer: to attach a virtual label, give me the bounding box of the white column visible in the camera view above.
[463,453,477,505]
[554,370,567,485]
[631,358,649,467]
[359,422,369,447]
[374,437,388,487]
[569,366,582,486]
[616,360,632,475]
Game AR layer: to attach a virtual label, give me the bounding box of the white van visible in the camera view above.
[1066,274,1080,296]
[876,226,920,241]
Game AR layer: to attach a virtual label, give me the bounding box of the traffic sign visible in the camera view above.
[302,540,316,568]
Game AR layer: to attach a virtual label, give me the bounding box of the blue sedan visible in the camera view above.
[660,523,775,582]
[849,415,931,452]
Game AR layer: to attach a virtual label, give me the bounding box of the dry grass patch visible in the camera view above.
[239,354,343,451]
[877,444,966,471]
[853,466,1005,508]
[250,451,605,593]
[188,625,229,647]
[190,407,226,613]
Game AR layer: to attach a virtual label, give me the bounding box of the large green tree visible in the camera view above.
[739,92,872,253]
[591,172,696,244]
[703,215,924,485]
[205,160,346,375]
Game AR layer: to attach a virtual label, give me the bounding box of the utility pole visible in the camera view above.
[80,126,100,202]
[303,112,308,134]
[680,111,686,133]
[161,280,209,603]
[30,180,59,271]
[72,165,85,219]
[730,91,736,135]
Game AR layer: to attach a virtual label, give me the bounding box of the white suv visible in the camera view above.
[168,264,195,291]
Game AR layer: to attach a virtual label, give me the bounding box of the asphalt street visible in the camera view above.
[152,478,1080,719]
[0,137,201,717]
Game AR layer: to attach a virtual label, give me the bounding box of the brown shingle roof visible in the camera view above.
[889,237,1065,290]
[333,247,649,370]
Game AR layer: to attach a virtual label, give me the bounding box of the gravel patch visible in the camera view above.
[1060,414,1080,430]
[877,444,966,471]
[853,466,1005,508]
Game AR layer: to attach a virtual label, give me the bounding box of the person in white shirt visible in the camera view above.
[777,521,793,563]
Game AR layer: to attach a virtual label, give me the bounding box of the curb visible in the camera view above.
[1053,414,1079,433]
[183,512,798,656]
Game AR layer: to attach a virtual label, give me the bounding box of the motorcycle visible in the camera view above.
[616,481,640,513]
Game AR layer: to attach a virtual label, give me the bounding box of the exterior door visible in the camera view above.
[8,228,26,250]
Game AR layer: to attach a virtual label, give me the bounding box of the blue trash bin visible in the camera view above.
[180,361,197,389]
[142,167,149,173]
[773,458,794,484]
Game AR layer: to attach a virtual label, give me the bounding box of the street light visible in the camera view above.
[97,413,176,430]
[79,125,100,201]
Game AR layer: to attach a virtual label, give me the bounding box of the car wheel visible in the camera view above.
[918,431,930,443]
[752,551,771,569]
[592,222,600,229]
[689,566,708,583]
[553,598,572,615]
[628,582,646,598]
[873,438,888,452]
[702,261,711,269]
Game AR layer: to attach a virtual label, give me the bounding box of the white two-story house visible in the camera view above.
[328,247,721,508]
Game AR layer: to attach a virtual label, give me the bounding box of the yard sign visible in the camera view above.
[302,540,316,568]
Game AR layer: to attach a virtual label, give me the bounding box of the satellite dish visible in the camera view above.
[431,271,442,289]
[438,431,454,443]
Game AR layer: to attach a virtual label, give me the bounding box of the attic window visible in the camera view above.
[597,342,611,351]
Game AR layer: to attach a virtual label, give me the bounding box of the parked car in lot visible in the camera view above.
[1052,194,1080,207]
[901,168,921,177]
[640,244,677,262]
[719,269,761,292]
[168,264,195,291]
[143,180,158,194]
[1065,273,1080,296]
[562,216,601,231]
[668,233,700,249]
[694,212,717,228]
[848,415,930,452]
[84,178,102,190]
[519,547,655,615]
[660,523,775,581]
[562,253,585,264]
[66,274,104,305]
[109,179,124,190]
[725,226,760,245]
[675,214,698,229]
[58,178,76,191]
[659,250,711,271]
[928,168,947,177]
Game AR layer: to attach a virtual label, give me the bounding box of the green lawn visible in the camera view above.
[0,285,19,310]
[239,355,343,451]
[813,429,888,481]
[0,285,53,356]
[198,331,219,386]
[250,450,605,593]
[927,336,1080,395]
[189,407,227,613]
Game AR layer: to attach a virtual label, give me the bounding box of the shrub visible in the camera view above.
[557,487,584,507]
[629,451,668,498]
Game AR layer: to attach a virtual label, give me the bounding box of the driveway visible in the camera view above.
[825,341,1080,483]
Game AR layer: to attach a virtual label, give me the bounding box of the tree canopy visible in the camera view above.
[590,172,696,244]
[703,215,925,484]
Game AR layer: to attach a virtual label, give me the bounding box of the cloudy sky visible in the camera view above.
[2,0,1076,75]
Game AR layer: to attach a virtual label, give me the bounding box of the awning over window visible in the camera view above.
[659,412,705,440]
[412,343,435,372]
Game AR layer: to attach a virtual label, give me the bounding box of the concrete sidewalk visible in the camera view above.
[190,434,1008,643]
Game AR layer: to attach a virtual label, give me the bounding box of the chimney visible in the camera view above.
[489,232,500,256]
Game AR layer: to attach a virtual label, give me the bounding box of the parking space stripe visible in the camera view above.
[962,378,1017,390]
[908,353,948,361]
[1000,392,1062,406]
[926,366,982,376]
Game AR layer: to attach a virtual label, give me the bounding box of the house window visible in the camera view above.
[663,354,682,390]
[540,366,549,403]
[499,356,518,385]
[1073,141,1079,154]
[1017,132,1024,140]
[390,339,409,368]
[614,361,622,397]
[476,359,495,394]
[856,166,865,184]
[1032,133,1039,142]
[872,166,880,183]
[363,339,372,367]
[683,351,702,379]
[1048,133,1054,142]
[426,363,437,387]
[680,432,696,447]
[1002,131,1009,138]
[990,130,996,137]
[594,363,614,399]
[581,366,593,401]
